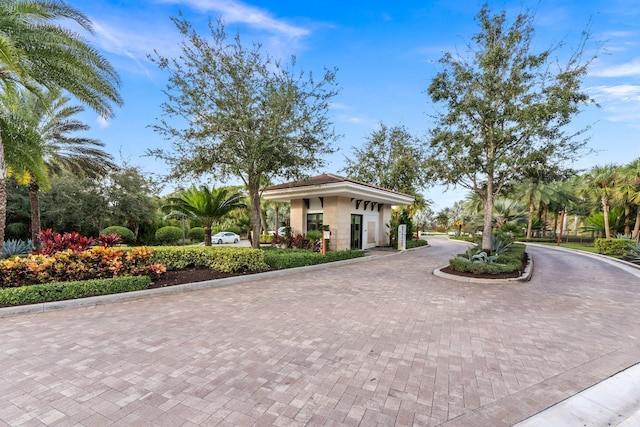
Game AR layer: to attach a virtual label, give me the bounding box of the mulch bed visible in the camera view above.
[149,266,274,289]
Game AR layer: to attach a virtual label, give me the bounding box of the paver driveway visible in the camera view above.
[1,236,639,426]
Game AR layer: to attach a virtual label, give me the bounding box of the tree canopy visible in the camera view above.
[149,17,339,248]
[341,123,428,200]
[426,5,595,251]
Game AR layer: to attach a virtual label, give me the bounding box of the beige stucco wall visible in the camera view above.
[323,196,352,251]
[290,199,305,236]
[379,204,391,247]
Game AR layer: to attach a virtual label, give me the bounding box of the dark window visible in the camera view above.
[307,213,323,231]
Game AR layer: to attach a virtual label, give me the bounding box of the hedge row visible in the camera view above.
[449,243,526,275]
[407,239,428,249]
[150,246,268,272]
[0,276,151,306]
[263,249,365,269]
[594,238,635,257]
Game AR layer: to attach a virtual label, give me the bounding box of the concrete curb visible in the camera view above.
[524,242,640,277]
[432,255,534,284]
[0,246,430,319]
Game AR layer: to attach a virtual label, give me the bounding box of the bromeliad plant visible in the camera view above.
[38,229,122,254]
[623,242,640,264]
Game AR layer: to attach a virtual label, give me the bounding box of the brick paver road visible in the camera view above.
[1,236,639,426]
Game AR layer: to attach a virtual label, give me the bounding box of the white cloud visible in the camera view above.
[96,116,111,128]
[591,58,640,77]
[589,85,640,102]
[155,0,310,38]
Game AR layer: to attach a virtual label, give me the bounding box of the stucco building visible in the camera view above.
[262,174,414,251]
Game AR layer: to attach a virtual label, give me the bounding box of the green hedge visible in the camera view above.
[259,234,273,244]
[594,238,635,257]
[150,246,268,272]
[407,239,428,249]
[0,276,151,306]
[155,226,184,244]
[263,248,365,269]
[449,243,526,275]
[188,227,205,242]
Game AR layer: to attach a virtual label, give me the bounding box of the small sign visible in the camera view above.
[323,230,331,239]
[398,224,407,251]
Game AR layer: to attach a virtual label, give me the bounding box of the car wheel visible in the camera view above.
[217,239,223,244]
[234,238,238,243]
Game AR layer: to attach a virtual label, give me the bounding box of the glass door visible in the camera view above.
[351,214,362,250]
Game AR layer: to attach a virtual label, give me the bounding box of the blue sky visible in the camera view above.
[65,0,640,210]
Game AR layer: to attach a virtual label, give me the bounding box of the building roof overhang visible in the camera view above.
[262,174,414,206]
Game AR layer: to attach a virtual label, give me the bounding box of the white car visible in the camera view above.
[268,226,288,236]
[212,232,240,244]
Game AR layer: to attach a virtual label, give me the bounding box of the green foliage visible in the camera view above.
[2,239,33,258]
[259,234,273,244]
[491,234,513,255]
[101,226,135,244]
[594,238,635,257]
[150,247,268,272]
[0,247,165,288]
[188,227,205,242]
[427,5,594,251]
[449,243,525,274]
[406,239,428,249]
[0,276,151,306]
[584,208,624,235]
[263,248,365,269]
[623,242,640,264]
[340,123,428,198]
[155,226,184,245]
[148,17,339,249]
[306,230,323,243]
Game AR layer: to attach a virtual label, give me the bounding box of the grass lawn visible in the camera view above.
[533,241,599,254]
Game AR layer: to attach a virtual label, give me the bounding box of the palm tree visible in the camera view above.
[0,0,122,251]
[581,165,620,239]
[162,186,247,246]
[616,159,640,238]
[5,89,116,248]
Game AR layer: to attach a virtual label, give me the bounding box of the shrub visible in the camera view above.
[259,234,273,244]
[407,239,428,249]
[623,241,640,264]
[101,226,135,244]
[448,243,526,275]
[2,239,33,259]
[98,233,122,247]
[594,238,634,257]
[263,248,365,269]
[150,246,268,272]
[0,276,151,306]
[188,227,205,242]
[155,226,184,245]
[39,229,97,255]
[0,246,166,288]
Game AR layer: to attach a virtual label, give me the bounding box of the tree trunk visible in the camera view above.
[542,205,549,237]
[526,195,535,239]
[0,136,6,254]
[552,211,559,238]
[632,207,640,240]
[275,205,279,232]
[602,197,611,239]
[249,181,262,249]
[29,180,41,250]
[204,224,212,246]
[624,203,631,236]
[481,175,494,252]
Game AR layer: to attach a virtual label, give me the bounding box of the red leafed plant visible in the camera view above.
[98,233,122,247]
[39,229,97,255]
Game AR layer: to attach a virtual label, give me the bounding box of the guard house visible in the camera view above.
[262,174,414,251]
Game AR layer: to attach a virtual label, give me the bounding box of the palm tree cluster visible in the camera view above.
[0,0,122,252]
[433,159,640,241]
